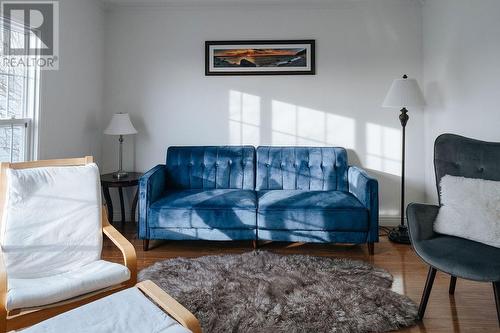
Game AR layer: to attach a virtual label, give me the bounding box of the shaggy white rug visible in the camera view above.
[139,251,418,333]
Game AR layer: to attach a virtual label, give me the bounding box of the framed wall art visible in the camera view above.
[205,40,316,76]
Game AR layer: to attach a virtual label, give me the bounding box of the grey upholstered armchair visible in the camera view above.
[407,134,500,325]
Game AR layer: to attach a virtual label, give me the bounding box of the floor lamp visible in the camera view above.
[382,74,426,244]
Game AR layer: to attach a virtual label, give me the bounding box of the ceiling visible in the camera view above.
[104,0,344,4]
[102,0,423,7]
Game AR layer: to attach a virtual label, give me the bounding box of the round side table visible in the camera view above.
[100,172,143,225]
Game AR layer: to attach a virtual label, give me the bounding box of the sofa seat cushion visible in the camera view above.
[149,189,257,229]
[21,287,191,333]
[7,260,130,311]
[257,190,368,231]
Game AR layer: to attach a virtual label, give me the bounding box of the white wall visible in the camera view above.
[38,0,105,162]
[35,0,500,222]
[422,0,500,203]
[102,0,425,223]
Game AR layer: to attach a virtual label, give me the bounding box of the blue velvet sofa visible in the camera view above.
[139,146,378,254]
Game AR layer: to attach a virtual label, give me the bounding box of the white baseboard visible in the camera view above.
[379,215,405,227]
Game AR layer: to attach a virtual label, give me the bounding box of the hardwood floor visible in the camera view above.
[102,223,500,333]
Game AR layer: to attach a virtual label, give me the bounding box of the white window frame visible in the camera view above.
[0,18,40,163]
[0,118,32,162]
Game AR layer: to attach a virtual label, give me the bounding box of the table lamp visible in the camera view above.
[382,74,426,244]
[104,113,137,179]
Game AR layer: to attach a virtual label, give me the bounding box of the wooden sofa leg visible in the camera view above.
[493,281,500,327]
[418,267,437,320]
[367,242,374,255]
[449,276,457,295]
[252,240,258,250]
[143,239,149,252]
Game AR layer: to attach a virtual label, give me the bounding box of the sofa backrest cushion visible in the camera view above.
[1,164,102,279]
[256,147,348,191]
[166,146,255,190]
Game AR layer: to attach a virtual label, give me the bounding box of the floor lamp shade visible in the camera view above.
[104,113,137,179]
[382,75,425,244]
[382,76,426,108]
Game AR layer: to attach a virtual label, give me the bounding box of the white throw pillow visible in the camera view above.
[434,175,500,248]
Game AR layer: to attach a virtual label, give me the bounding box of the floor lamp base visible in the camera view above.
[388,225,411,244]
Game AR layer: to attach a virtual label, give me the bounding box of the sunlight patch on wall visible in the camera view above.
[365,123,401,176]
[229,90,261,145]
[326,114,357,149]
[271,101,297,144]
[271,100,355,148]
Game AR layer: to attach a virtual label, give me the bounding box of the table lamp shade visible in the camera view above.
[382,76,426,108]
[104,113,137,135]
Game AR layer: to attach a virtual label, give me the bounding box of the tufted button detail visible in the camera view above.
[228,160,233,165]
[265,163,270,168]
[478,167,485,173]
[308,164,312,168]
[215,162,219,167]
[293,163,298,168]
[187,162,194,167]
[280,163,285,169]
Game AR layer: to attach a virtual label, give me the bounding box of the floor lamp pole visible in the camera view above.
[389,107,411,244]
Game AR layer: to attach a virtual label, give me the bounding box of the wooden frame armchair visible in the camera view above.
[0,157,137,332]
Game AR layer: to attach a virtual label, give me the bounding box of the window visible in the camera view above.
[0,20,40,163]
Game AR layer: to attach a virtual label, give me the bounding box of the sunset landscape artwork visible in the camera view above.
[205,40,315,75]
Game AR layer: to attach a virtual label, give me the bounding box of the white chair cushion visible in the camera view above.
[434,175,500,248]
[7,260,130,311]
[1,164,103,278]
[19,287,191,333]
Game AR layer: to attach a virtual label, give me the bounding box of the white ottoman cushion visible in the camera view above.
[21,287,191,333]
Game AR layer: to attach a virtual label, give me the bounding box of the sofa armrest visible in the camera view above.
[406,203,439,242]
[348,166,379,242]
[139,165,167,239]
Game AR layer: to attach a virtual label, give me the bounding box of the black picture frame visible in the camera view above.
[205,40,316,76]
